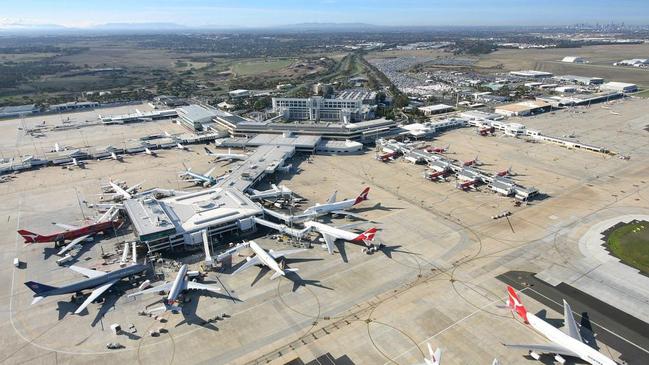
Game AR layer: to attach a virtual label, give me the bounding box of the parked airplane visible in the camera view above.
[456,180,476,191]
[495,166,513,177]
[18,213,122,250]
[425,169,450,182]
[99,180,142,202]
[204,147,248,163]
[463,155,480,167]
[302,187,370,219]
[503,286,617,365]
[128,264,220,313]
[24,244,148,314]
[426,144,450,154]
[178,164,223,187]
[232,241,305,280]
[376,151,398,162]
[304,221,379,255]
[144,147,157,157]
[414,343,441,365]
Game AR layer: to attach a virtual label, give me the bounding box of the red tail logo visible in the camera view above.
[18,230,40,243]
[355,227,377,242]
[507,286,528,323]
[353,187,370,205]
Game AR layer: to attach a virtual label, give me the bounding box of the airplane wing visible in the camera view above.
[331,210,366,220]
[186,281,221,293]
[69,265,107,279]
[322,233,336,255]
[74,278,119,314]
[269,248,307,259]
[204,167,216,177]
[110,182,131,199]
[503,343,579,357]
[128,282,173,297]
[326,191,337,204]
[232,257,262,275]
[563,299,583,342]
[57,234,91,256]
[53,223,79,231]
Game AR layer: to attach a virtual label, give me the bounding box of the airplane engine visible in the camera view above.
[529,351,540,360]
[554,355,566,364]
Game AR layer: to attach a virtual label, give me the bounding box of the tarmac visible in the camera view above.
[0,98,649,364]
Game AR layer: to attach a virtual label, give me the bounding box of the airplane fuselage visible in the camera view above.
[22,220,120,243]
[249,241,285,276]
[30,264,148,298]
[304,221,359,242]
[303,199,355,216]
[166,264,188,304]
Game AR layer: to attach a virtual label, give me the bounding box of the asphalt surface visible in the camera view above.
[498,271,649,365]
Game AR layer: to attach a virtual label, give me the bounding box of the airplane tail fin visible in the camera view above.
[354,227,377,242]
[24,281,58,296]
[353,187,370,205]
[506,285,528,322]
[425,343,442,365]
[17,230,41,243]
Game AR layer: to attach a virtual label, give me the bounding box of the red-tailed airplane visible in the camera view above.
[426,145,450,154]
[456,180,476,191]
[376,151,398,162]
[463,155,480,166]
[478,126,495,136]
[495,166,513,177]
[425,170,449,181]
[18,218,121,247]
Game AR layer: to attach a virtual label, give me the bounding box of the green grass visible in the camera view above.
[634,89,649,98]
[607,221,649,274]
[231,59,293,76]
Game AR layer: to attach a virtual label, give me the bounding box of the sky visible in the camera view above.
[2,0,649,28]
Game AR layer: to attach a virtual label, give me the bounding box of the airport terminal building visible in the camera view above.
[272,96,374,123]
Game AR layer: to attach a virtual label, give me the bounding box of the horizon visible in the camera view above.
[2,0,649,30]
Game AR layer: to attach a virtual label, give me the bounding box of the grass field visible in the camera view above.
[231,58,294,76]
[607,221,649,274]
[477,43,649,87]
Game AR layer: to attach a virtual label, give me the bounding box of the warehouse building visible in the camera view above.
[600,82,638,93]
[561,56,586,63]
[509,70,553,78]
[177,104,220,131]
[0,104,39,119]
[418,104,455,116]
[554,75,604,85]
[494,100,551,117]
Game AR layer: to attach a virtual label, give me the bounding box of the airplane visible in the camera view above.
[176,142,189,151]
[178,164,224,187]
[144,147,157,157]
[110,151,123,161]
[425,170,449,182]
[18,213,122,249]
[376,151,398,162]
[61,157,85,169]
[478,126,495,136]
[303,221,380,255]
[463,155,480,167]
[495,167,513,177]
[204,147,248,163]
[24,243,148,315]
[456,180,476,191]
[232,240,306,280]
[302,187,370,219]
[51,142,72,153]
[99,180,143,202]
[128,264,220,313]
[503,286,617,365]
[425,145,450,154]
[415,343,441,365]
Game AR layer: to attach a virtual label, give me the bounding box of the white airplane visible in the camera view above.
[232,241,305,280]
[204,147,248,162]
[303,221,379,255]
[176,142,189,151]
[504,286,617,365]
[415,343,441,365]
[178,165,224,187]
[100,180,143,202]
[110,151,123,161]
[144,147,157,157]
[128,264,220,313]
[302,187,370,219]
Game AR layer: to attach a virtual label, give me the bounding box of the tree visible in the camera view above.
[393,94,409,109]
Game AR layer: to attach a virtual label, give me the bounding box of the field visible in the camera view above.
[231,59,294,76]
[607,221,649,274]
[476,43,649,87]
